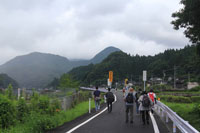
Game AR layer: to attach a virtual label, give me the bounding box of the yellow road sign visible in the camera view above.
[109,71,113,82]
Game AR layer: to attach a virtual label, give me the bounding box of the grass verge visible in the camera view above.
[163,102,200,131]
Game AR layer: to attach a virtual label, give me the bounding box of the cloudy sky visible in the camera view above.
[0,0,189,65]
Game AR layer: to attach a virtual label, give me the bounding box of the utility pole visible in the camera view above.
[131,74,132,83]
[174,66,176,89]
[163,70,165,84]
[188,72,190,82]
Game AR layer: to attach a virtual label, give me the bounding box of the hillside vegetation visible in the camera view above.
[0,74,19,89]
[68,45,200,86]
[0,47,120,88]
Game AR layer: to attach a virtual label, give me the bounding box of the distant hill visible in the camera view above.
[0,52,73,88]
[0,46,121,88]
[0,73,19,89]
[90,46,121,64]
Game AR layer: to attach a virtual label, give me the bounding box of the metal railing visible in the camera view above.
[155,101,199,133]
[80,87,108,92]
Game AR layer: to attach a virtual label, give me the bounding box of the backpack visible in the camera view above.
[126,93,134,103]
[142,94,150,107]
[106,92,115,102]
[148,93,155,102]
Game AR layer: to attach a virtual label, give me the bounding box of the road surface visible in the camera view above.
[48,90,169,133]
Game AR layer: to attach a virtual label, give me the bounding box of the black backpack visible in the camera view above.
[106,92,115,102]
[126,93,134,103]
[142,94,150,107]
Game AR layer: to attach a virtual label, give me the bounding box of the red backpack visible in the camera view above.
[149,92,155,102]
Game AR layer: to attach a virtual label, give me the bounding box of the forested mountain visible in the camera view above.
[0,46,120,88]
[0,52,73,88]
[0,74,19,89]
[90,46,121,64]
[68,45,200,86]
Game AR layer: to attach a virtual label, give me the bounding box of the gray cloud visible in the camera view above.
[0,0,189,64]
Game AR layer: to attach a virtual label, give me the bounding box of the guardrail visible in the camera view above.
[155,101,199,133]
[80,87,108,92]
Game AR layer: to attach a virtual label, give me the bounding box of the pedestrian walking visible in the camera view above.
[135,88,142,114]
[105,88,115,113]
[93,86,101,111]
[148,89,157,114]
[124,87,135,124]
[138,91,153,125]
[122,87,126,97]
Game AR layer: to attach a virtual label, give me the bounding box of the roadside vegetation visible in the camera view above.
[0,77,97,133]
[157,85,200,131]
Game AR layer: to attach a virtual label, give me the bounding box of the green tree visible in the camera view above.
[58,74,79,90]
[0,95,16,128]
[171,0,200,55]
[5,84,14,99]
[16,98,29,122]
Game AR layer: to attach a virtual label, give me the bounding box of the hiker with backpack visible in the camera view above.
[138,91,153,125]
[148,89,157,114]
[124,87,136,124]
[93,86,101,111]
[105,88,115,113]
[135,88,142,114]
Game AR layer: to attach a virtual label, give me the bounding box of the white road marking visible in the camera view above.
[66,94,117,133]
[150,111,160,133]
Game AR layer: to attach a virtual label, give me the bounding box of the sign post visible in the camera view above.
[18,88,20,100]
[108,71,113,88]
[107,79,112,87]
[143,70,147,91]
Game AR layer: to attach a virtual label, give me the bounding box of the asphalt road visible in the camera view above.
[48,91,169,133]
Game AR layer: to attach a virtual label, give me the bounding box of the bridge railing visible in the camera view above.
[155,101,199,133]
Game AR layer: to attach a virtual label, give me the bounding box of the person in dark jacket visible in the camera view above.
[105,88,114,113]
[135,88,142,114]
[93,86,101,111]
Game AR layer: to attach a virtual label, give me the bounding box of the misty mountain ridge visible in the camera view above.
[0,46,121,88]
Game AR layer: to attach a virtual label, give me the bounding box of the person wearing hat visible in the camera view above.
[124,87,136,124]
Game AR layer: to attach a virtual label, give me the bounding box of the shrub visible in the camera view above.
[192,104,200,117]
[189,86,200,92]
[16,98,29,122]
[159,95,192,103]
[49,99,61,115]
[191,96,200,103]
[0,95,16,128]
[38,96,50,114]
[66,91,73,96]
[149,84,173,93]
[5,84,14,100]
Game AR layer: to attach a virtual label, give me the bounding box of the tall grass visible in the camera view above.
[163,102,200,131]
[2,101,95,133]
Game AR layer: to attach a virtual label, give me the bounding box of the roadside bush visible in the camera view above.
[0,95,16,128]
[16,98,29,122]
[193,104,200,117]
[30,91,40,111]
[66,91,73,96]
[189,86,200,92]
[49,99,61,115]
[159,95,200,103]
[38,96,50,114]
[191,96,200,103]
[149,84,173,93]
[159,95,192,103]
